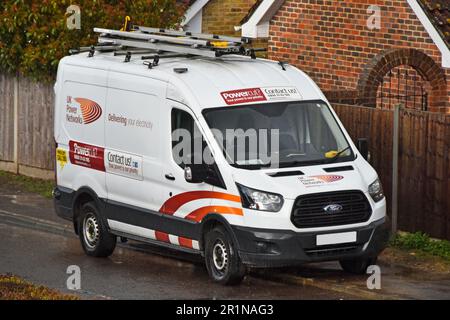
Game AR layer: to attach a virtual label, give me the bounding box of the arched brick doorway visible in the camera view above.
[357,49,447,112]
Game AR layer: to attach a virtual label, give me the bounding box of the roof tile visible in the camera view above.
[418,0,450,48]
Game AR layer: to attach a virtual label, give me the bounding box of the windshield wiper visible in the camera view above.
[325,146,352,163]
[232,162,273,170]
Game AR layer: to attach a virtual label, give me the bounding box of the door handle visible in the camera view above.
[165,173,175,181]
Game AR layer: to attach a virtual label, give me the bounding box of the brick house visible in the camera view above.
[182,0,450,113]
[181,0,269,49]
[181,0,260,35]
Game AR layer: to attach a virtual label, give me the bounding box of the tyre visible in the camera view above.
[339,256,377,274]
[204,226,246,285]
[78,201,116,257]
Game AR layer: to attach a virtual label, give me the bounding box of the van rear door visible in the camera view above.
[56,65,108,196]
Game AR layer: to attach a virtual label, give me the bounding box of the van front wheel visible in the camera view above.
[204,226,246,285]
[78,202,116,257]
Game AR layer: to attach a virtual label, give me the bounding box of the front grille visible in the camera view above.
[291,190,372,228]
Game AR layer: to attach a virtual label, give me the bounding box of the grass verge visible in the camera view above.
[390,231,450,262]
[0,170,54,198]
[0,275,78,300]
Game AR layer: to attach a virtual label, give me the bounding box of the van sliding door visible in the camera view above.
[104,73,165,231]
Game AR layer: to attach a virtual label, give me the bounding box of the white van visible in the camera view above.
[53,28,389,285]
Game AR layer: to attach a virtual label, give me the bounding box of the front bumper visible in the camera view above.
[232,217,390,267]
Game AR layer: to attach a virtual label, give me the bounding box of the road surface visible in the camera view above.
[0,181,449,299]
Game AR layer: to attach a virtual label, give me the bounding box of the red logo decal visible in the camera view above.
[311,175,344,183]
[221,88,267,105]
[69,141,105,171]
[74,98,102,124]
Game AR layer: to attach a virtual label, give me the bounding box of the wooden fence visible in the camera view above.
[334,104,450,240]
[0,73,15,163]
[0,73,449,239]
[0,74,54,179]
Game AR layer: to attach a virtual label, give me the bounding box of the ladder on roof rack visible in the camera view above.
[136,26,249,45]
[71,26,266,60]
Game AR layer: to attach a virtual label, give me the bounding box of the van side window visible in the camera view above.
[171,108,203,169]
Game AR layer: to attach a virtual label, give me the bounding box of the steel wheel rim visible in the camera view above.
[212,239,228,274]
[83,213,99,249]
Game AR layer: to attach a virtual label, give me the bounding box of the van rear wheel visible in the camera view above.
[78,202,116,257]
[204,226,246,285]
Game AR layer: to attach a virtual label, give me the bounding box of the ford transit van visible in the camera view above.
[54,28,389,285]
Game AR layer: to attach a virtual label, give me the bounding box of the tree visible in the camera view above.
[0,0,188,81]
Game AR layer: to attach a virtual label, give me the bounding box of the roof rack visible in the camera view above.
[70,26,266,61]
[136,26,250,45]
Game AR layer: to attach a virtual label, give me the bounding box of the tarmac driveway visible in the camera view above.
[0,180,449,299]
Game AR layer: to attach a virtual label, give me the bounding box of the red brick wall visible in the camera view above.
[268,0,450,113]
[202,0,257,36]
[201,0,268,54]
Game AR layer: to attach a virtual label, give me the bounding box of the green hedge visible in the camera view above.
[0,0,188,82]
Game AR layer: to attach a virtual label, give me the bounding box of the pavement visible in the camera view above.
[0,181,449,300]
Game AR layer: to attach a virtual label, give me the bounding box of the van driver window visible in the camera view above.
[171,108,205,169]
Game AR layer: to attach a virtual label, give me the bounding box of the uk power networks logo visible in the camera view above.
[66,96,102,125]
[299,175,344,187]
[311,175,344,183]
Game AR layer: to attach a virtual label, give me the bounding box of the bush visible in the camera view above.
[0,0,188,82]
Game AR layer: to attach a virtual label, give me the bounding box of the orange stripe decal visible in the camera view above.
[178,237,193,249]
[159,191,241,215]
[155,231,170,243]
[185,206,243,223]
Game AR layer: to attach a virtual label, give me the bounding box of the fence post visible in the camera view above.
[13,75,19,174]
[391,104,401,235]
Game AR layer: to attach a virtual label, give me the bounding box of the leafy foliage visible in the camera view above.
[0,274,78,300]
[391,232,450,261]
[0,0,188,82]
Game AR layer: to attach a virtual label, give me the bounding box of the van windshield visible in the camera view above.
[202,101,355,170]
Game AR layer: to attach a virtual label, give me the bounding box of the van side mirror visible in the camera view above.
[356,138,370,161]
[184,164,206,183]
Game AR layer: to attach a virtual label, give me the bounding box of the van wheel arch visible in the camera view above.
[72,188,104,235]
[200,215,240,253]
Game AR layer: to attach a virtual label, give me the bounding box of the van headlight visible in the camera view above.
[368,178,384,202]
[236,183,283,212]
